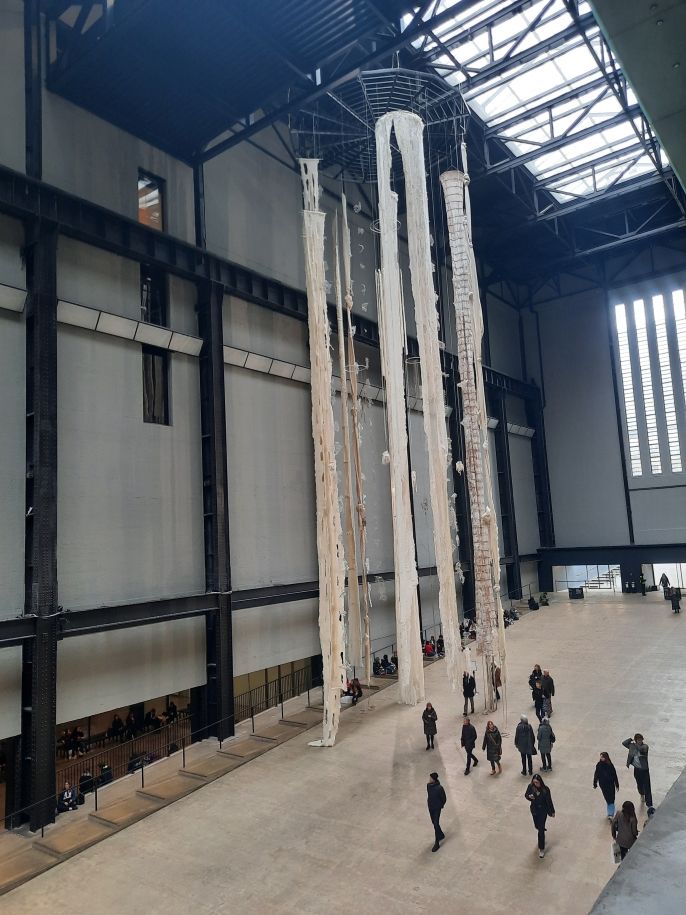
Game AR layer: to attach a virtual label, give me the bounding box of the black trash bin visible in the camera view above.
[568,586,584,600]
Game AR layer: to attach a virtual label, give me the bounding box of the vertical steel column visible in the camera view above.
[445,370,475,618]
[525,389,555,549]
[489,389,522,600]
[197,279,234,740]
[22,219,59,830]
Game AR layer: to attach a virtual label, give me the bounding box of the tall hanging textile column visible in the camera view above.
[381,112,465,691]
[341,195,373,686]
[333,220,362,673]
[441,158,507,711]
[299,159,346,746]
[375,117,424,705]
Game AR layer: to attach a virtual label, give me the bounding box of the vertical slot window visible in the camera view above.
[615,303,642,476]
[633,299,661,474]
[653,295,681,472]
[138,170,165,230]
[674,289,686,405]
[142,346,170,425]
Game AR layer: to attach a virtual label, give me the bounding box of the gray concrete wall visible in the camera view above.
[509,434,540,555]
[0,1,24,173]
[0,647,22,739]
[56,619,206,723]
[0,309,25,618]
[487,296,522,379]
[57,326,205,609]
[536,290,631,547]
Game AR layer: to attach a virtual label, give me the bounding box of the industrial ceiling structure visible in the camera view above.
[44,0,686,287]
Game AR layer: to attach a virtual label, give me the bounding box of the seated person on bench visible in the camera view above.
[351,678,363,705]
[528,596,539,611]
[57,780,78,813]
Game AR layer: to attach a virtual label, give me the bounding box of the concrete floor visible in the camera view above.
[4,591,686,915]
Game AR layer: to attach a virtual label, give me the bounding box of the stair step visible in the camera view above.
[0,845,54,896]
[33,817,115,860]
[182,753,245,780]
[90,794,162,828]
[218,737,271,760]
[136,773,202,802]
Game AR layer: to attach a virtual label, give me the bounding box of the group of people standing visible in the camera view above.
[424,660,655,863]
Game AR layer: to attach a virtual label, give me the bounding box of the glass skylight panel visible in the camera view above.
[406,0,660,197]
[615,304,642,476]
[634,299,662,474]
[653,295,682,473]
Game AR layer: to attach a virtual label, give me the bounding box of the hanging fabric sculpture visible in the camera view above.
[380,112,465,692]
[333,219,363,674]
[341,195,373,686]
[374,115,425,706]
[299,159,347,745]
[440,148,507,711]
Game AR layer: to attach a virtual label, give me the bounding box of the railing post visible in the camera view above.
[141,759,145,789]
[94,779,98,812]
[182,737,186,769]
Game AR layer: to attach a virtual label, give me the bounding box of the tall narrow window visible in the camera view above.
[142,346,170,425]
[615,303,642,476]
[674,289,686,403]
[633,299,661,473]
[140,263,167,325]
[653,295,682,472]
[138,170,165,230]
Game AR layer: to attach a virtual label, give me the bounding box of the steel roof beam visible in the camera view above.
[484,74,609,136]
[199,0,490,161]
[481,105,641,176]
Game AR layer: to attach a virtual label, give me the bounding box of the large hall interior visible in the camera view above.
[0,1,685,913]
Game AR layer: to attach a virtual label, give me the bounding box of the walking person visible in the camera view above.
[541,670,555,716]
[611,800,639,860]
[422,703,438,750]
[671,589,681,613]
[492,664,502,701]
[426,772,446,852]
[537,717,555,771]
[528,664,543,691]
[532,680,545,723]
[659,571,670,595]
[622,733,653,809]
[462,671,476,716]
[594,752,620,819]
[515,715,537,776]
[482,720,503,775]
[525,774,555,858]
[461,716,479,775]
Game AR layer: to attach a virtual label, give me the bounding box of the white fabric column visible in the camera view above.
[375,117,424,706]
[441,163,507,709]
[299,159,346,745]
[341,195,373,685]
[389,112,465,692]
[333,220,363,671]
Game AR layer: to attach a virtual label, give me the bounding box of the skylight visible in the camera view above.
[404,0,661,202]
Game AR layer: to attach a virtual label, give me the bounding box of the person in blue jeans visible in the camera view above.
[593,751,620,818]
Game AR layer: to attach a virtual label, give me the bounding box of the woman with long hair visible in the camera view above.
[612,800,639,860]
[525,773,555,858]
[482,719,503,774]
[422,702,438,750]
[594,751,620,818]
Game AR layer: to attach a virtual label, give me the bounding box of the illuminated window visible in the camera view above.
[652,295,681,472]
[633,299,661,473]
[674,289,686,404]
[138,170,165,230]
[614,303,642,476]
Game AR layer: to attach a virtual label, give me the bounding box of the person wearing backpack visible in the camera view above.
[426,772,447,852]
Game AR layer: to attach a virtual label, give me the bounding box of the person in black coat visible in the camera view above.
[593,751,620,819]
[422,703,438,750]
[515,715,537,776]
[461,716,478,775]
[427,772,447,852]
[531,680,545,722]
[525,774,555,858]
[528,664,543,691]
[462,671,476,715]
